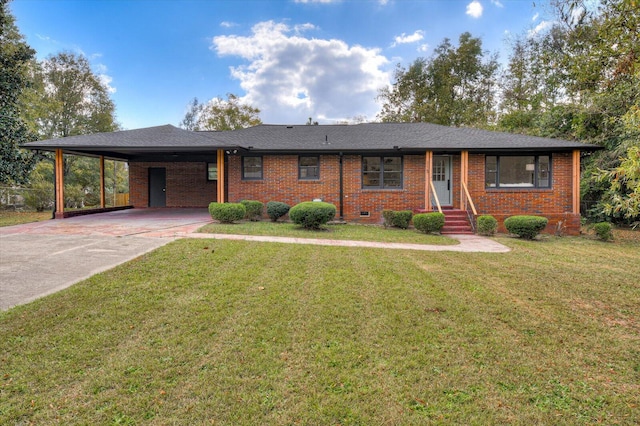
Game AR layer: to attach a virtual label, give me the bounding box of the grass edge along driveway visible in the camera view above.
[1,236,638,424]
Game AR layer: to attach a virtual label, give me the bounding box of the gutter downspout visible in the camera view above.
[339,152,344,220]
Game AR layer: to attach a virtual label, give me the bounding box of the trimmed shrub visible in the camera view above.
[593,222,613,241]
[382,210,395,228]
[208,202,246,224]
[504,215,548,239]
[413,212,445,234]
[289,201,336,229]
[392,210,413,229]
[240,200,263,221]
[477,215,498,236]
[266,201,290,222]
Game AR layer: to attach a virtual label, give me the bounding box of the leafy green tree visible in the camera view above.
[0,0,36,185]
[378,32,499,127]
[21,51,120,207]
[180,93,261,131]
[24,52,119,139]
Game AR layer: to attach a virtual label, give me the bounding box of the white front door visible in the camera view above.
[432,156,452,206]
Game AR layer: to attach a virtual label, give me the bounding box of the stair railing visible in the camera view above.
[429,181,443,213]
[461,182,477,232]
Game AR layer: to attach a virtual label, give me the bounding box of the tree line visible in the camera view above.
[1,0,637,223]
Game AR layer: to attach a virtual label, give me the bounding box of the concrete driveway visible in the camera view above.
[0,209,212,311]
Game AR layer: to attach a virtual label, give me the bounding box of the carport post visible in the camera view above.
[54,149,65,218]
[99,155,106,208]
[425,150,433,211]
[216,149,225,203]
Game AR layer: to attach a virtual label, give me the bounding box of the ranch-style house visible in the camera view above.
[24,122,600,235]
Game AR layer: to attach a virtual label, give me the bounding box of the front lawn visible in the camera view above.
[1,236,638,424]
[199,220,458,245]
[0,210,51,227]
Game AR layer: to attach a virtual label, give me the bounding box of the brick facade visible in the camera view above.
[468,152,580,235]
[128,151,580,234]
[129,162,217,208]
[227,154,427,223]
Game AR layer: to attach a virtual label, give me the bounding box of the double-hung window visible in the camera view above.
[299,156,320,180]
[242,156,263,180]
[362,156,403,189]
[485,155,551,188]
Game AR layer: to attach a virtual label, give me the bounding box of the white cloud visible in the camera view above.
[391,30,425,47]
[528,20,554,37]
[466,1,483,18]
[490,0,503,7]
[212,20,390,124]
[220,21,237,28]
[418,43,429,53]
[532,12,539,22]
[94,63,116,94]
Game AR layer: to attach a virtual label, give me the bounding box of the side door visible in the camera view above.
[148,167,166,207]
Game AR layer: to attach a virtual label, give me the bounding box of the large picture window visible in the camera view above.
[362,156,403,189]
[242,156,263,180]
[299,156,319,180]
[485,155,551,188]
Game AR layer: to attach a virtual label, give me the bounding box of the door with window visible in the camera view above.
[148,167,166,207]
[432,156,451,206]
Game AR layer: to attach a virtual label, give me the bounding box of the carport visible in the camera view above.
[23,125,237,218]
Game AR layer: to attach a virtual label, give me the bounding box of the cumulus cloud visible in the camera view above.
[94,63,116,94]
[466,1,483,18]
[528,20,554,37]
[490,0,503,7]
[212,20,390,124]
[220,21,237,28]
[532,12,539,22]
[391,30,425,47]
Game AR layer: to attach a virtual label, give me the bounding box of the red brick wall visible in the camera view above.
[128,152,580,234]
[227,154,426,223]
[129,162,217,208]
[468,152,580,235]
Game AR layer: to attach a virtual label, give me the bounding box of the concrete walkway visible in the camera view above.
[1,209,509,310]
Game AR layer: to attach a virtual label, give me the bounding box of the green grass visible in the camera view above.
[199,220,458,245]
[1,235,639,424]
[0,211,52,227]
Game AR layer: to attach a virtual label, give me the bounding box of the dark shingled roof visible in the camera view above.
[205,123,598,152]
[24,122,599,158]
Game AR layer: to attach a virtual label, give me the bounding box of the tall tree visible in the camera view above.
[24,51,119,139]
[0,0,36,185]
[179,93,262,131]
[377,32,499,127]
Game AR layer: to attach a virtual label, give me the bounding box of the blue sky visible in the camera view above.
[10,0,556,130]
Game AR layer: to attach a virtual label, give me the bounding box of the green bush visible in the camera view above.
[208,202,246,224]
[382,210,395,228]
[393,210,413,229]
[240,200,264,221]
[289,201,336,229]
[477,215,498,236]
[413,212,445,234]
[504,215,548,239]
[266,201,290,222]
[593,222,613,241]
